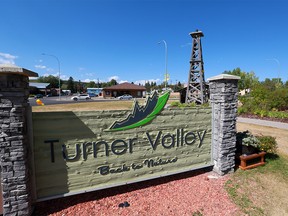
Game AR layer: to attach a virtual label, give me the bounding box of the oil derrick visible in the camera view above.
[185,30,208,104]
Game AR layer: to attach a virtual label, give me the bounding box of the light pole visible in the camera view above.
[42,53,61,100]
[158,40,168,90]
[266,58,280,83]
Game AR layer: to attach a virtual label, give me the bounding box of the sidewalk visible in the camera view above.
[237,117,288,130]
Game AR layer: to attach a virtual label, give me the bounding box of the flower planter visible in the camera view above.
[241,145,258,156]
[239,151,266,170]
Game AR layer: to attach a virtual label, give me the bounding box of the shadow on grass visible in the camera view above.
[33,166,213,216]
[265,153,279,160]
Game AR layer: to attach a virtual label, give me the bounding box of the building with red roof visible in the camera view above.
[103,82,146,98]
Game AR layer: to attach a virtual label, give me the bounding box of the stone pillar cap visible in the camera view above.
[0,64,38,77]
[207,74,240,82]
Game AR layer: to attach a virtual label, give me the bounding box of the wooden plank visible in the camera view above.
[239,151,266,170]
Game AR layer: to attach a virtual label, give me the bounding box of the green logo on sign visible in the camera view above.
[106,91,170,131]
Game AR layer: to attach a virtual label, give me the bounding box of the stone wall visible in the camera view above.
[0,66,37,216]
[208,74,240,175]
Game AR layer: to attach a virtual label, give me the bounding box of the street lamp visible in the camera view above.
[42,53,61,100]
[158,40,168,90]
[266,58,280,83]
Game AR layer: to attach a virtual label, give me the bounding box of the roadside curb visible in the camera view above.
[237,117,288,130]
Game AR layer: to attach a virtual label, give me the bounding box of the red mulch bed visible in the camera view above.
[33,168,241,216]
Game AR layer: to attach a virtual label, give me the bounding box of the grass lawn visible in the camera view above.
[225,153,288,216]
[32,100,135,112]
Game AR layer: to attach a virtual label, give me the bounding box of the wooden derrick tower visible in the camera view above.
[185,30,208,104]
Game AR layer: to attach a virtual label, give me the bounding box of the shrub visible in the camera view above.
[170,101,181,107]
[169,101,200,108]
[256,135,278,154]
[267,111,288,119]
[238,106,248,115]
[236,131,260,148]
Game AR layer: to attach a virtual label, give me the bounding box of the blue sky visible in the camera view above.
[1,0,287,85]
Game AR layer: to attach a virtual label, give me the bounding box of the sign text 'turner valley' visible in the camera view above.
[44,128,207,163]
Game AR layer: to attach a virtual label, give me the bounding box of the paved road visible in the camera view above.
[28,97,117,106]
[237,117,288,130]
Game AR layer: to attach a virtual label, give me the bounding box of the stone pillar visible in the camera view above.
[208,74,240,175]
[0,65,38,215]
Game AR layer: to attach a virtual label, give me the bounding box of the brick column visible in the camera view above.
[208,74,240,175]
[0,65,38,215]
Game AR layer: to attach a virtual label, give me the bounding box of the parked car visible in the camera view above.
[88,93,98,97]
[34,94,43,99]
[117,94,133,100]
[71,94,91,101]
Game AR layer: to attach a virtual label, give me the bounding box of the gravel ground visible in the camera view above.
[33,169,241,216]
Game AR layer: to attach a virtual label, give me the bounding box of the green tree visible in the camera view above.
[87,81,96,88]
[67,77,75,93]
[108,79,118,86]
[223,68,258,91]
[37,75,60,88]
[145,81,151,92]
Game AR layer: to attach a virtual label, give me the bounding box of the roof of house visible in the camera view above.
[29,82,50,89]
[0,64,38,77]
[103,82,146,90]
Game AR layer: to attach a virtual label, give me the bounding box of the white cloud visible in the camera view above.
[0,52,18,64]
[78,67,85,71]
[82,78,103,83]
[42,73,51,77]
[83,78,96,83]
[134,79,161,85]
[34,64,47,69]
[180,43,192,48]
[108,76,119,81]
[118,80,129,84]
[85,73,94,77]
[60,75,69,80]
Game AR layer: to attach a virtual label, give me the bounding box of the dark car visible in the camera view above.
[34,94,43,99]
[88,93,97,97]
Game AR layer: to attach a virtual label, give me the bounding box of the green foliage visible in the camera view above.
[170,101,181,107]
[38,75,60,88]
[256,136,278,154]
[108,79,118,86]
[237,131,260,148]
[267,111,288,119]
[237,131,279,154]
[223,67,258,91]
[238,77,288,118]
[67,76,75,93]
[170,101,194,108]
[237,106,248,115]
[169,101,209,108]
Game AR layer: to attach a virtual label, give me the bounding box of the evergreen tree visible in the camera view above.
[67,77,75,93]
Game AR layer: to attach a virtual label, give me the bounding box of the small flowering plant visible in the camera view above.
[237,130,260,148]
[236,130,260,155]
[236,131,278,155]
[256,135,278,154]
